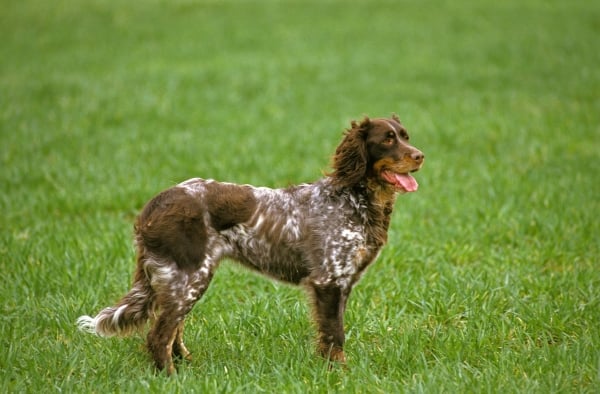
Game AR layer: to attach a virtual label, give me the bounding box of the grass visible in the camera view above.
[1,0,599,392]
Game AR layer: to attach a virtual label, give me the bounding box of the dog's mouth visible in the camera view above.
[381,170,419,192]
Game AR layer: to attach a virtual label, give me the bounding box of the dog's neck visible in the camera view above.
[328,178,397,249]
[365,182,397,248]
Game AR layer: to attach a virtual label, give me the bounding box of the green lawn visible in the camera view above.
[1,0,599,392]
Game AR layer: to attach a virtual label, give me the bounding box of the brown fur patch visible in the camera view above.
[204,182,257,231]
[136,188,207,268]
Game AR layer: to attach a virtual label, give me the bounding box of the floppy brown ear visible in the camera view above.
[391,114,401,123]
[330,117,371,188]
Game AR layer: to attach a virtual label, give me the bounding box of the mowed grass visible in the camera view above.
[1,0,599,392]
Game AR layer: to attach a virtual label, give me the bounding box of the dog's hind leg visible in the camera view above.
[144,258,215,375]
[173,321,192,361]
[146,312,180,375]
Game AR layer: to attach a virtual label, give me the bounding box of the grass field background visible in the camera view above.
[1,0,599,392]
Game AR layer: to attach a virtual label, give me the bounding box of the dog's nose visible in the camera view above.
[411,151,424,164]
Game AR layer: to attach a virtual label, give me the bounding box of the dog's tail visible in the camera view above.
[77,263,154,337]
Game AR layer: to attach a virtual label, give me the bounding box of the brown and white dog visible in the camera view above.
[77,115,424,374]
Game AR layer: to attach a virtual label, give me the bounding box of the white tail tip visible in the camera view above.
[76,315,100,335]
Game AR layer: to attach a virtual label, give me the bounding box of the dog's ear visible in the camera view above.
[329,117,371,188]
[391,114,401,123]
[351,116,371,130]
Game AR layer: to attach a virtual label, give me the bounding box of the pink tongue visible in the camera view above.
[393,173,418,192]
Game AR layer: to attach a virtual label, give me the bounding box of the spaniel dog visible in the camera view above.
[77,115,424,374]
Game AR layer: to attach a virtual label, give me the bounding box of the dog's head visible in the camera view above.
[331,115,424,192]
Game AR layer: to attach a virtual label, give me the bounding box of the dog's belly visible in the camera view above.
[222,226,311,284]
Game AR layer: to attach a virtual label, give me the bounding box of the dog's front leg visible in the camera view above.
[309,284,349,363]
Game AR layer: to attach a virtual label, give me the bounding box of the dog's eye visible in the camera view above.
[400,131,409,141]
[384,131,396,142]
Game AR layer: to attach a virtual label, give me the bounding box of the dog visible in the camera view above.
[77,115,424,374]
